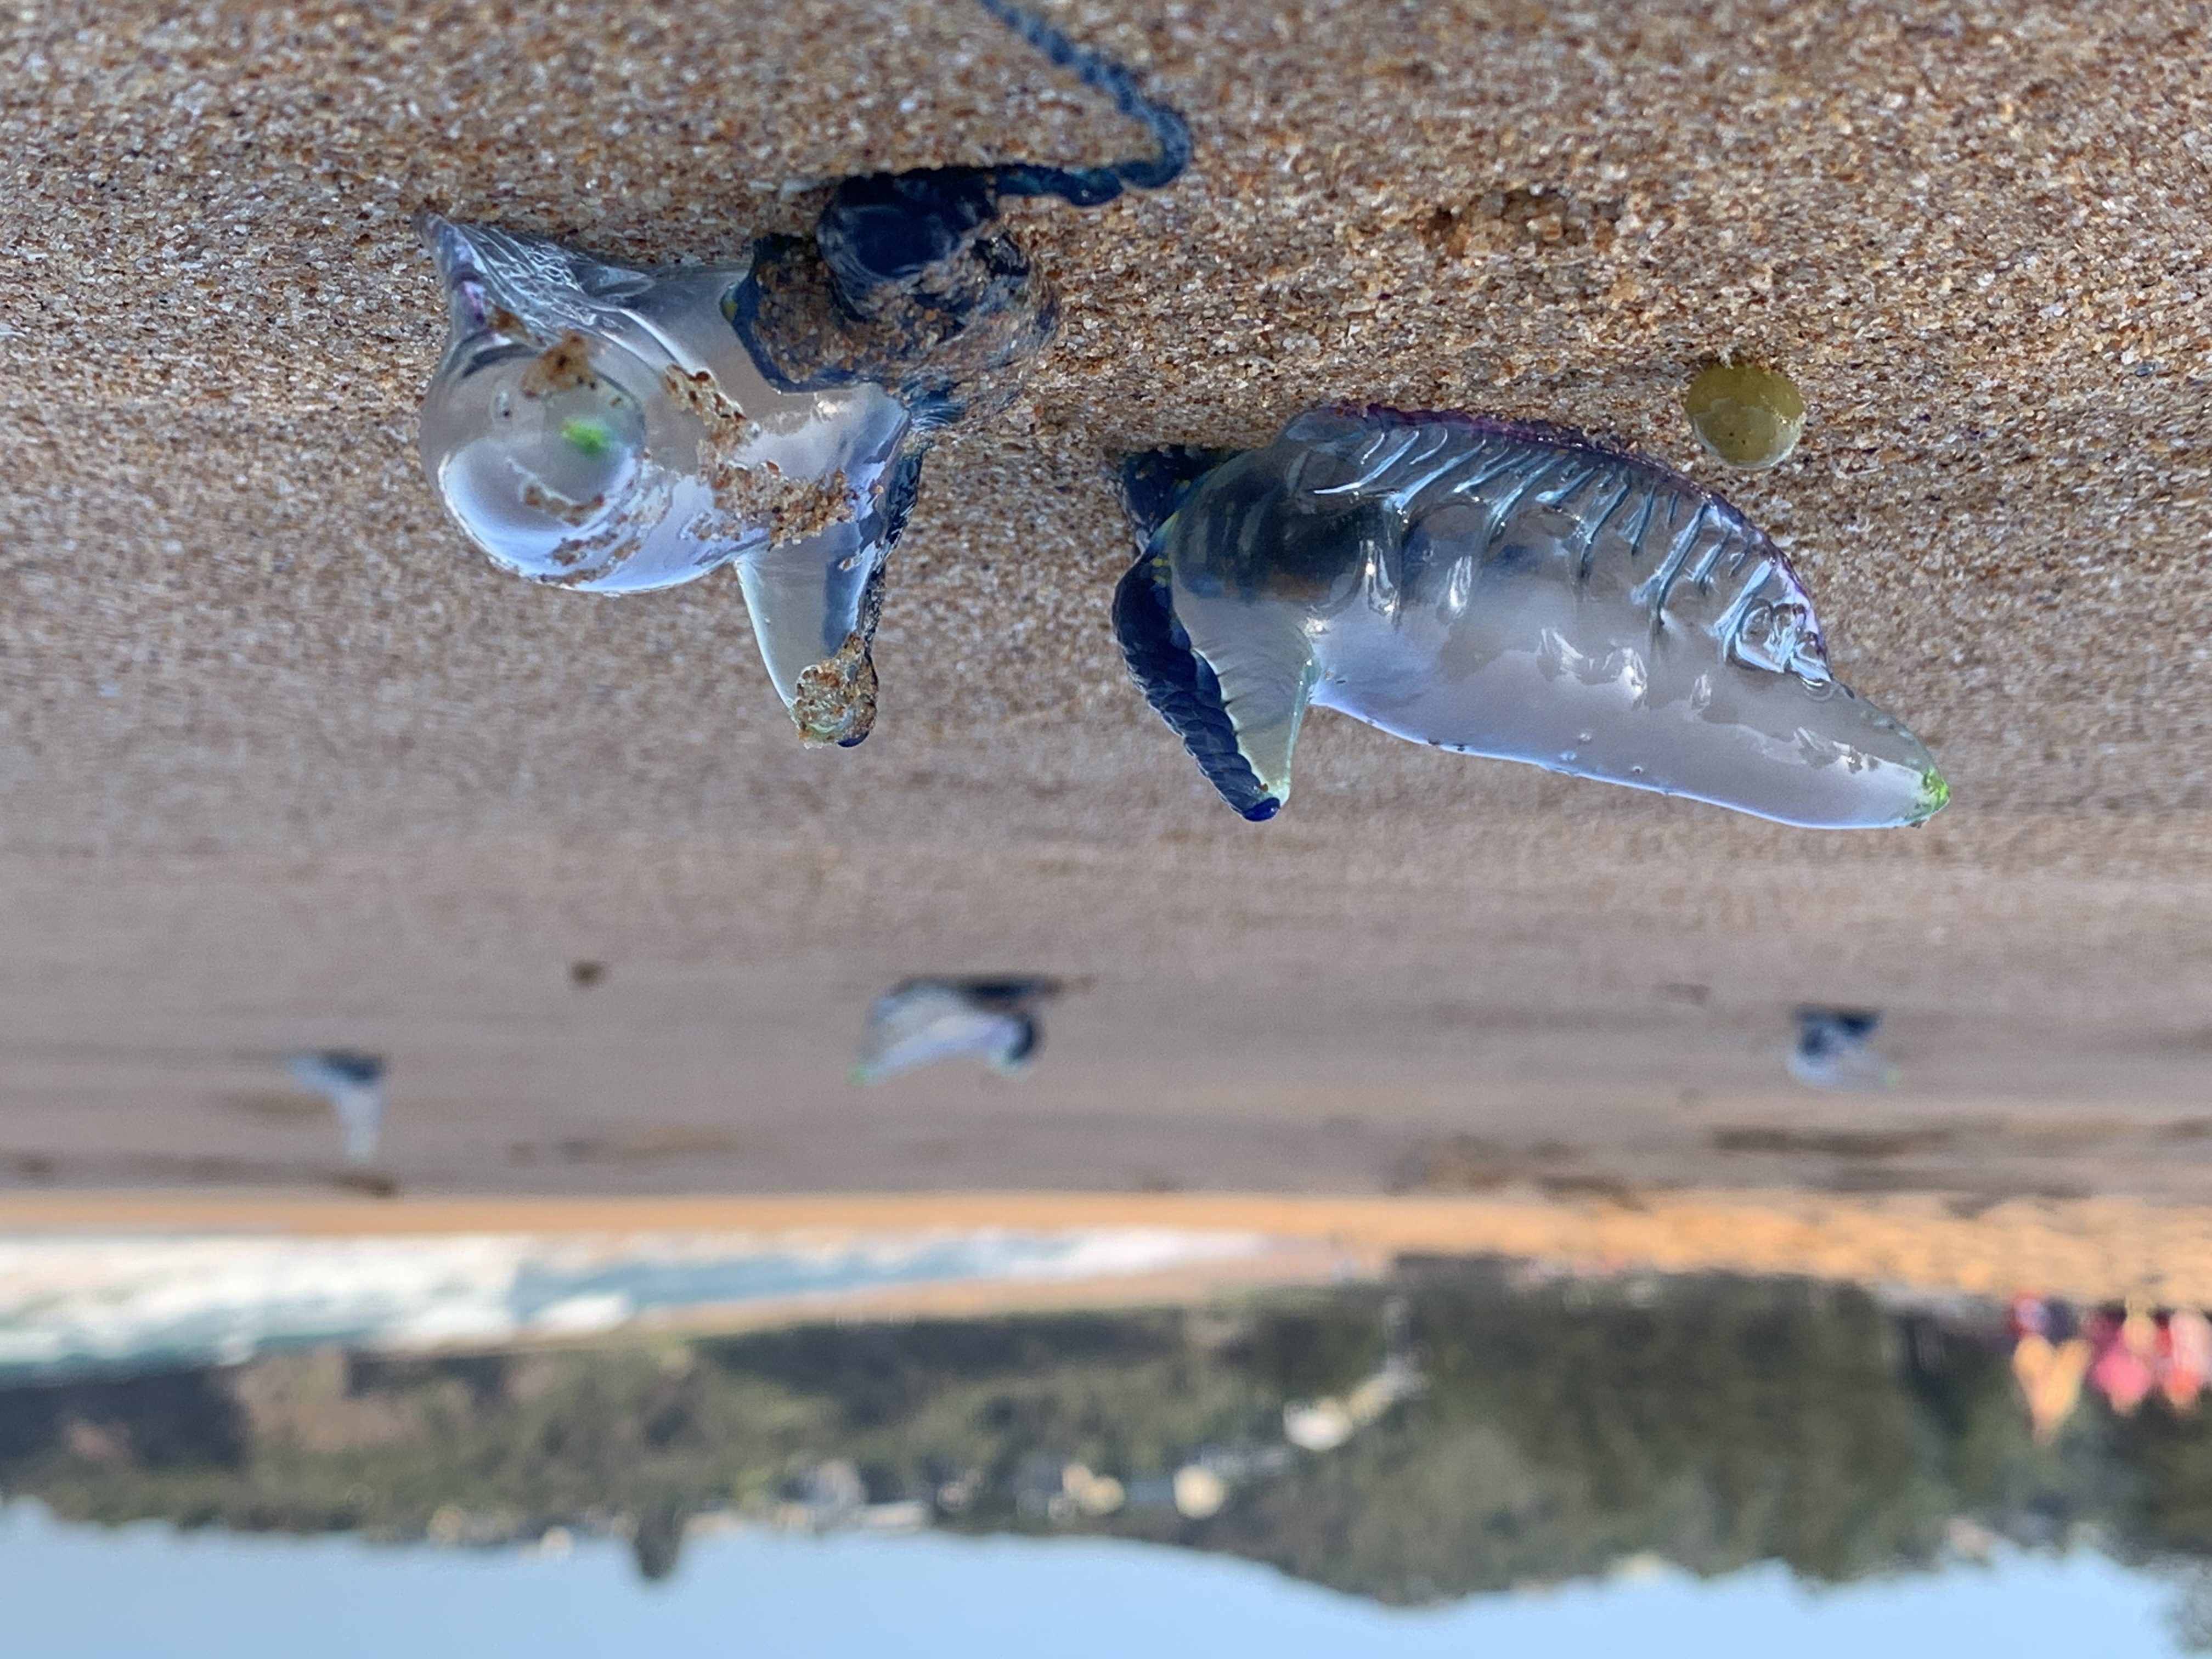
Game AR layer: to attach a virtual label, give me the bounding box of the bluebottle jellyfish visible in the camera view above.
[286,1049,388,1164]
[854,977,1062,1083]
[1114,407,1948,828]
[417,0,1188,746]
[1787,1008,1897,1091]
[1787,1008,1893,1097]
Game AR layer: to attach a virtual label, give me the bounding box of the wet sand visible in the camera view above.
[4,2,2212,1204]
[2,837,2210,1204]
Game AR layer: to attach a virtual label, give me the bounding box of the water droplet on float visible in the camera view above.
[1684,360,1806,470]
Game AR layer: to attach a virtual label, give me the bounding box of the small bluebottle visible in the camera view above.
[286,1049,388,1164]
[1114,407,1948,829]
[854,976,1062,1082]
[418,0,1188,746]
[1787,1008,1897,1091]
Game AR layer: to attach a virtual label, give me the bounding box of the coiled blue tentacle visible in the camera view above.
[973,0,1193,200]
[804,1,1188,305]
[737,3,1188,392]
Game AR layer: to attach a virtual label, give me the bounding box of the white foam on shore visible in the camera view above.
[0,1227,1278,1378]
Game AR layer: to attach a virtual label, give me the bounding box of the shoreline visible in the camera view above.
[4,1186,2211,1308]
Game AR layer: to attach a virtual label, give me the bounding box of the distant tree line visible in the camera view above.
[0,1260,2204,1601]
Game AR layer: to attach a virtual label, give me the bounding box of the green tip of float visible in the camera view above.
[1912,769,1950,823]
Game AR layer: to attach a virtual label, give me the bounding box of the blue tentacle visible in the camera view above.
[973,0,1192,200]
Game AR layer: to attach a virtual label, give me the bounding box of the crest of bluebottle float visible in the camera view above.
[1113,408,1948,829]
[416,0,1189,747]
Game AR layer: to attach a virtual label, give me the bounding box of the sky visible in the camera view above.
[0,1502,2191,1659]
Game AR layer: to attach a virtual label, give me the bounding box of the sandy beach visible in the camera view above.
[3,1,2211,1207]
